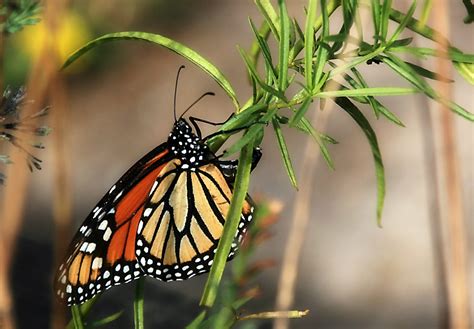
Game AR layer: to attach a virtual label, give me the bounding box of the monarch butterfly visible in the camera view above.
[54,67,262,305]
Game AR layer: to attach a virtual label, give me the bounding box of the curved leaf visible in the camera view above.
[63,32,239,110]
[335,97,386,226]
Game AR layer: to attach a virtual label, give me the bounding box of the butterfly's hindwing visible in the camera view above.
[135,161,254,281]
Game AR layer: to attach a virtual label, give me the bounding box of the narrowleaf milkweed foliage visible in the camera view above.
[62,0,473,328]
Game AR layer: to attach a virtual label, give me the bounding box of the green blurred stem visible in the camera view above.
[200,142,254,307]
[71,305,85,329]
[134,278,145,329]
[66,296,98,329]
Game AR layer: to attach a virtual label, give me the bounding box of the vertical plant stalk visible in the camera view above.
[47,0,72,327]
[134,278,145,329]
[71,305,85,329]
[413,51,450,329]
[200,142,254,307]
[50,73,71,329]
[411,2,449,326]
[273,108,328,329]
[432,1,471,328]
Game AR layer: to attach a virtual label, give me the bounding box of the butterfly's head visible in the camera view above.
[168,118,207,167]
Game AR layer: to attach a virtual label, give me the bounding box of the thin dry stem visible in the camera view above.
[45,0,71,327]
[273,5,369,329]
[239,309,309,321]
[273,106,327,329]
[410,6,449,327]
[414,61,450,329]
[432,1,471,328]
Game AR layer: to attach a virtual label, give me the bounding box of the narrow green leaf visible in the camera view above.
[380,0,393,42]
[389,46,474,63]
[372,101,405,126]
[313,0,330,87]
[383,54,474,121]
[66,297,98,329]
[255,0,280,39]
[200,142,255,307]
[62,31,239,110]
[349,67,406,126]
[334,97,385,225]
[453,62,474,85]
[405,61,453,82]
[249,19,278,81]
[371,0,381,45]
[305,0,318,88]
[290,96,312,126]
[317,87,418,98]
[388,0,417,45]
[272,118,298,188]
[249,22,272,66]
[334,0,357,52]
[223,124,264,156]
[91,311,123,328]
[328,48,384,79]
[387,37,413,48]
[278,0,291,91]
[185,311,207,329]
[389,7,449,45]
[238,46,286,101]
[419,0,433,26]
[299,117,335,169]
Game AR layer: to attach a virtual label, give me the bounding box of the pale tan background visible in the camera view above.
[7,1,473,328]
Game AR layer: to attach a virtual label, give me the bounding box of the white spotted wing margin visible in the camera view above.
[135,158,254,282]
[55,143,171,305]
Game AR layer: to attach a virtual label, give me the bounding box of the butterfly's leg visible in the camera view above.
[189,114,234,138]
[219,147,262,181]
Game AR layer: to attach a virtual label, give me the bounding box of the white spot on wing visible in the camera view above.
[92,257,103,270]
[98,220,108,230]
[86,243,96,253]
[143,208,153,217]
[103,227,112,241]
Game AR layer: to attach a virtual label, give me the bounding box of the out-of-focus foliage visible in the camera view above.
[0,87,50,184]
[0,0,41,34]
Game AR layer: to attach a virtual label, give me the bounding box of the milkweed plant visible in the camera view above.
[12,0,474,328]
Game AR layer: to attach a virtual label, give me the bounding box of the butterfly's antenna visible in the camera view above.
[179,92,215,119]
[174,65,186,122]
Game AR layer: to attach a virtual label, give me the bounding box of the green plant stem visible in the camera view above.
[134,278,145,329]
[66,297,98,329]
[71,305,85,329]
[200,142,254,307]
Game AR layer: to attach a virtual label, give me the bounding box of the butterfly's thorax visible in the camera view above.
[167,119,212,168]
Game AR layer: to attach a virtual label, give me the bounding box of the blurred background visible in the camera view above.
[0,1,472,328]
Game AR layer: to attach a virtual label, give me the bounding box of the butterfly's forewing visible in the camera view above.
[55,144,171,305]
